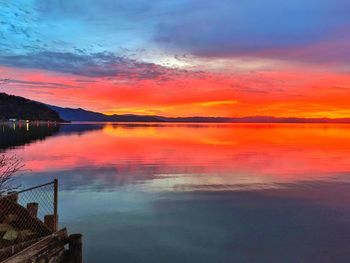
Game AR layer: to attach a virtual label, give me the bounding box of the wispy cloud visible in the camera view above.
[0,51,189,80]
[1,78,80,89]
[2,0,350,68]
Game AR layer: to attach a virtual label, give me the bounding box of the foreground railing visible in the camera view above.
[0,179,58,261]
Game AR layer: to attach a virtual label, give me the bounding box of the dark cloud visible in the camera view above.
[2,0,350,73]
[75,79,97,83]
[3,78,80,89]
[0,51,185,80]
[152,0,350,63]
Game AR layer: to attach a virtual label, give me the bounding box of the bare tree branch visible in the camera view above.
[0,154,24,195]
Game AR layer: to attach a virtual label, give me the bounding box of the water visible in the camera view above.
[1,122,350,263]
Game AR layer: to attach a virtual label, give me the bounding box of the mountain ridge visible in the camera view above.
[2,92,350,123]
[49,104,350,123]
[47,105,162,122]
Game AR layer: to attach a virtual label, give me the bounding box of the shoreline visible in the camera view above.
[2,119,350,124]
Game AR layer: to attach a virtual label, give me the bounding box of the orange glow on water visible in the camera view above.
[8,124,350,190]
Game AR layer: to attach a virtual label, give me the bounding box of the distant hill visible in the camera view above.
[0,93,63,121]
[47,105,162,122]
[48,104,350,123]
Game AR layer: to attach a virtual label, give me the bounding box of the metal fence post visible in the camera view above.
[54,178,58,232]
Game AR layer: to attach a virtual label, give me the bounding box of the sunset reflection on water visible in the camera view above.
[2,123,350,263]
[7,123,350,190]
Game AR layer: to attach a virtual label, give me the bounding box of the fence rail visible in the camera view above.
[0,179,58,261]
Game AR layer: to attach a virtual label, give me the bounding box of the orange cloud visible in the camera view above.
[1,63,350,118]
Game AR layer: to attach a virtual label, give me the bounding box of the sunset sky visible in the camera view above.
[1,0,350,117]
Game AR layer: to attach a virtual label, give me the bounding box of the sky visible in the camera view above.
[1,0,350,118]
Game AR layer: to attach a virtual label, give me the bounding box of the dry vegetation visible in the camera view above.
[0,154,24,195]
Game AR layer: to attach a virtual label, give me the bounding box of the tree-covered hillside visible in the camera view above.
[0,93,63,121]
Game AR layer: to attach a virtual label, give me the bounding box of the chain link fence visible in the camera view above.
[0,180,58,261]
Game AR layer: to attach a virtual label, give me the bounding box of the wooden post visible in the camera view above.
[26,202,38,218]
[53,179,58,232]
[44,215,55,232]
[7,191,18,203]
[69,234,82,263]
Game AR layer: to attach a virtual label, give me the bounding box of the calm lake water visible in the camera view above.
[2,122,350,263]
